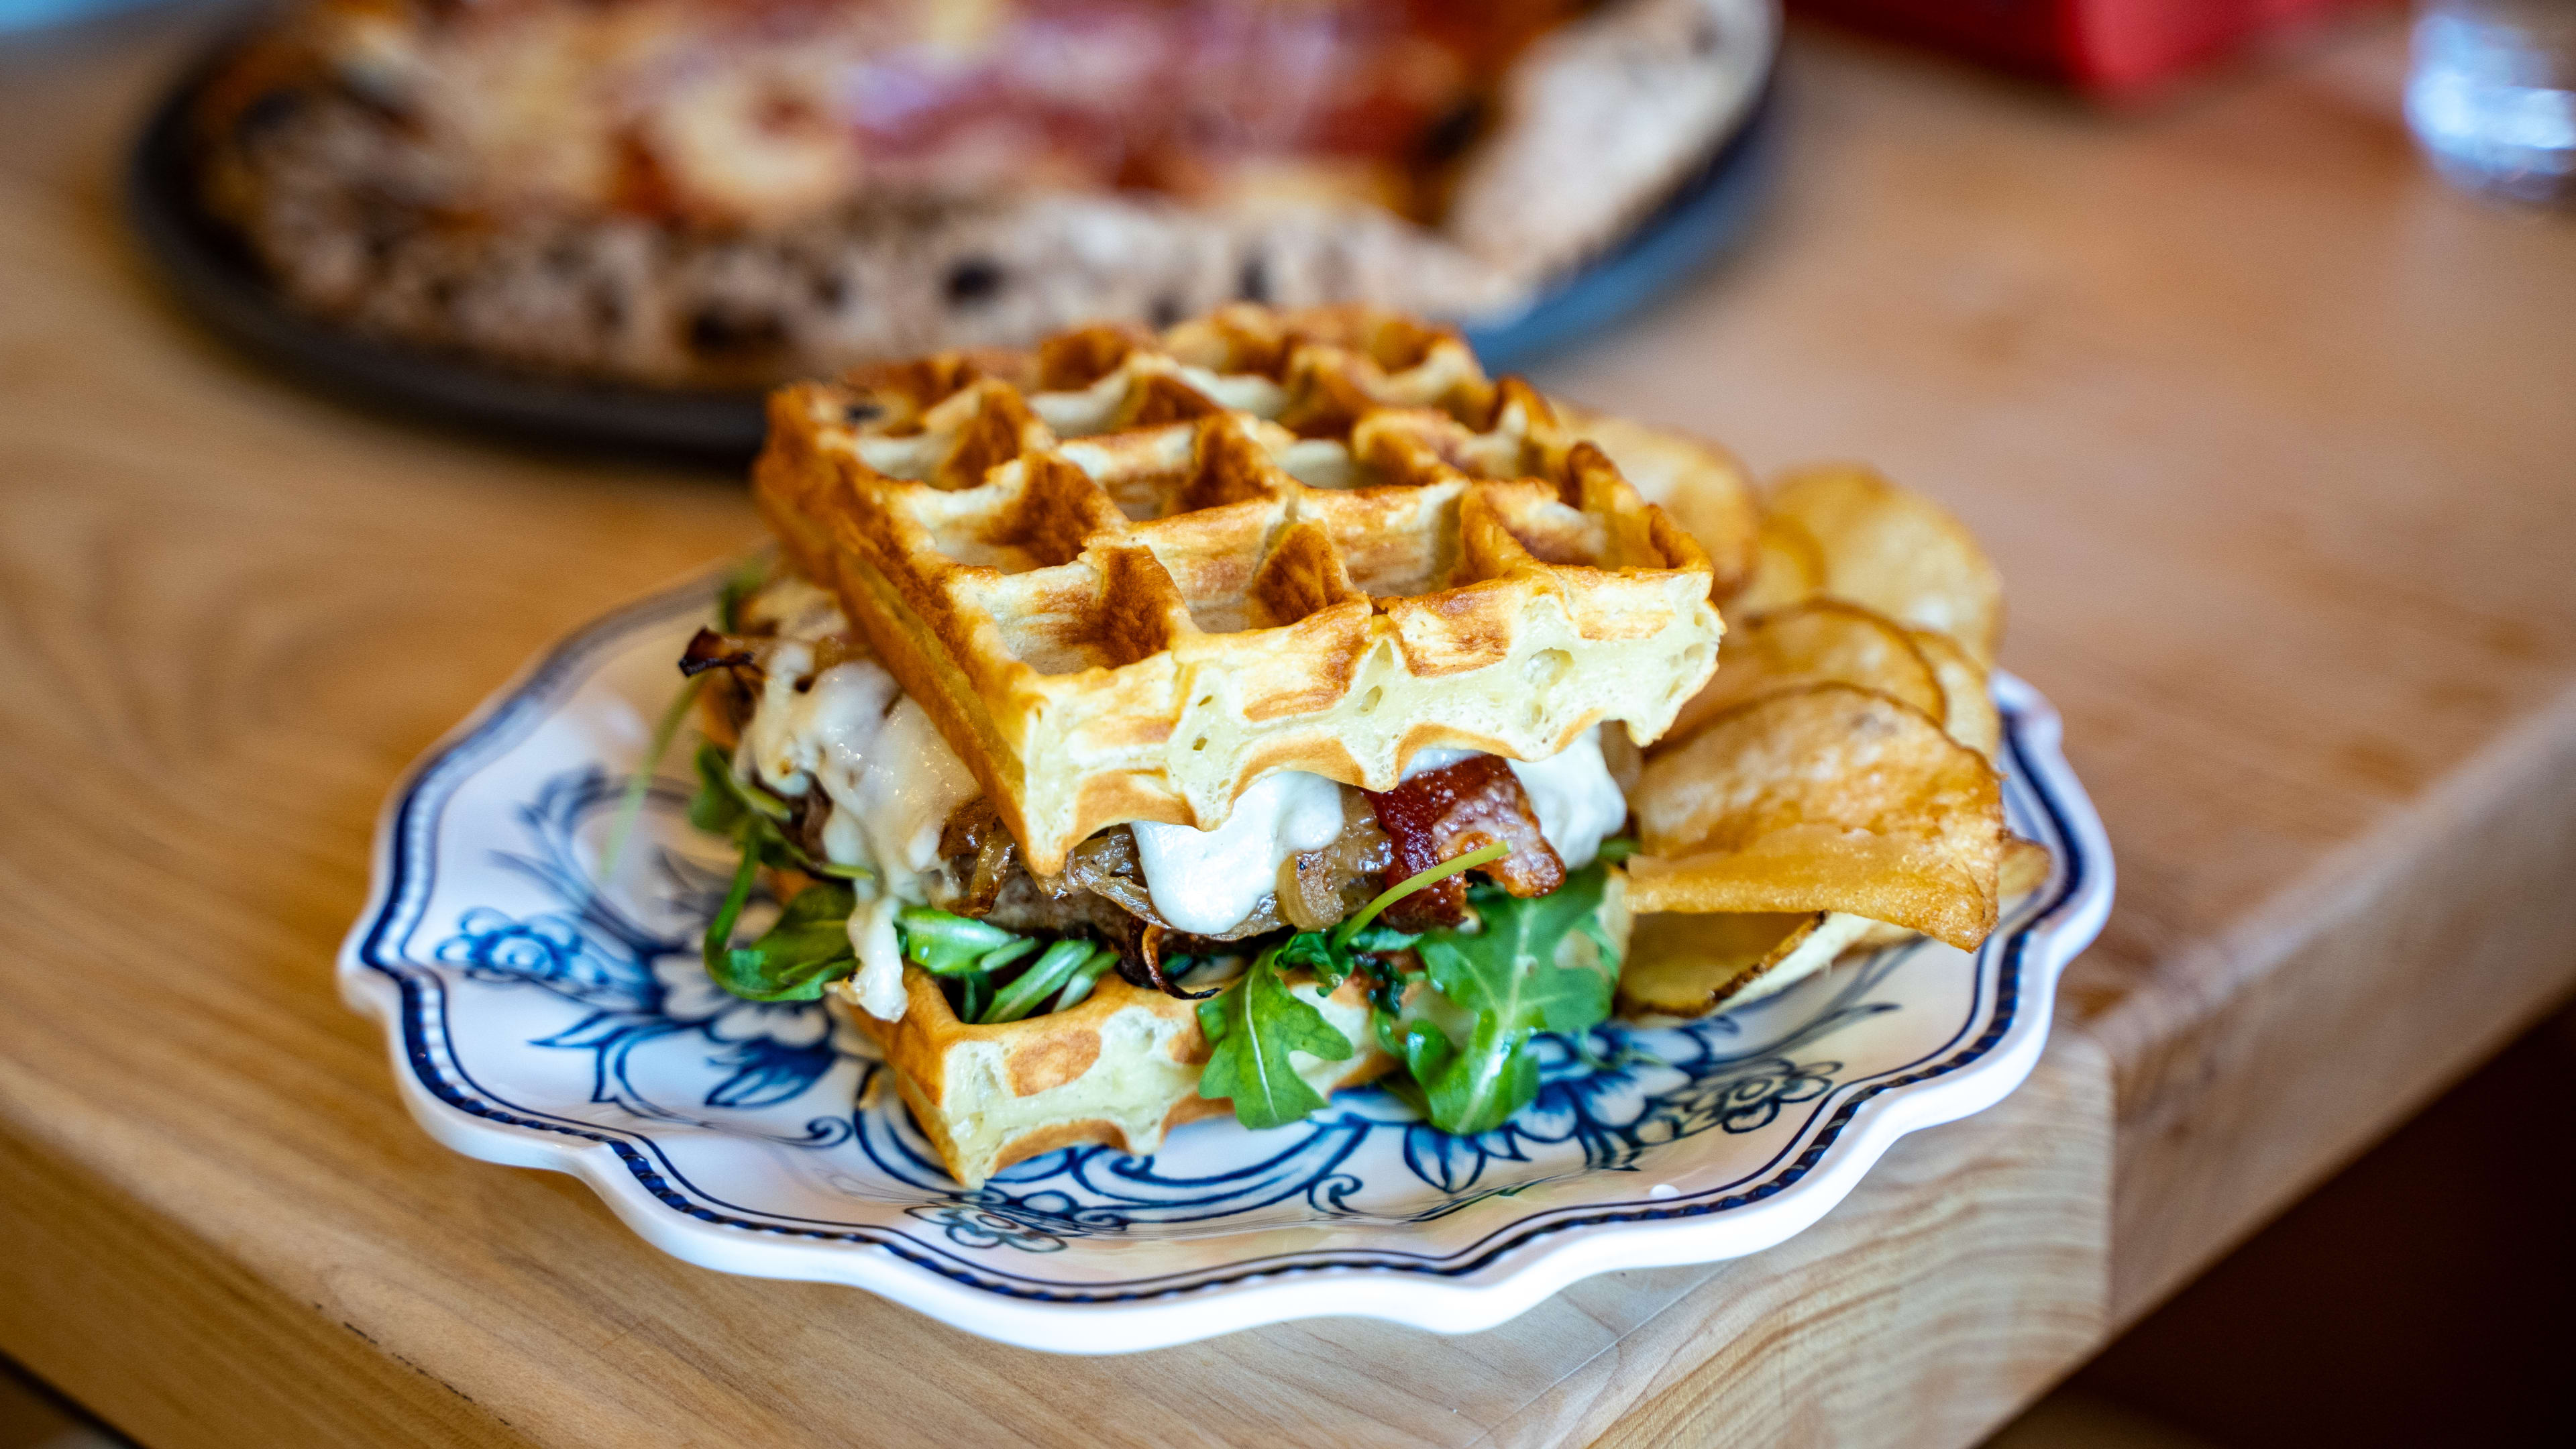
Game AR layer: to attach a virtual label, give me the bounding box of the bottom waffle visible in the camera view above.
[837,968,1393,1189]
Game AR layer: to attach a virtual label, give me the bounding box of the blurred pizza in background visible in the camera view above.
[189,0,1775,388]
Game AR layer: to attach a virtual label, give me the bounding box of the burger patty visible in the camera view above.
[938,795,1394,943]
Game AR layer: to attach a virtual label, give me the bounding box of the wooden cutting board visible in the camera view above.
[3,9,2571,1446]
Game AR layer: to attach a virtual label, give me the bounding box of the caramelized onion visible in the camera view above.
[678,627,759,678]
[938,800,1018,917]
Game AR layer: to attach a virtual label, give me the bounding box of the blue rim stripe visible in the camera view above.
[353,576,2090,1303]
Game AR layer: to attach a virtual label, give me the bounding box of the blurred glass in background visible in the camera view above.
[2407,0,2576,203]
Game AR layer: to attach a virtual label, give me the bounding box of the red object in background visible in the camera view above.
[1794,0,2387,98]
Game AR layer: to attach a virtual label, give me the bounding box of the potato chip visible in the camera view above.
[1565,408,1760,600]
[1998,834,2052,900]
[1837,834,2051,955]
[1907,627,2000,761]
[1619,910,1874,1018]
[1670,599,1947,742]
[1729,515,1824,615]
[1839,833,2053,953]
[1627,684,2005,949]
[1768,464,2004,665]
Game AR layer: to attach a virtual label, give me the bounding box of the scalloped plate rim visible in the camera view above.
[337,567,2113,1353]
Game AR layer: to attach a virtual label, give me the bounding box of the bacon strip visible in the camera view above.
[1364,755,1564,929]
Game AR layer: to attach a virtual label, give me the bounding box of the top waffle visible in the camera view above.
[754,305,1725,875]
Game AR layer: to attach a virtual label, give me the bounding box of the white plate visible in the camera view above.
[341,571,2112,1353]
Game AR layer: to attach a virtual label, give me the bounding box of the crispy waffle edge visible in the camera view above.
[836,969,1393,1189]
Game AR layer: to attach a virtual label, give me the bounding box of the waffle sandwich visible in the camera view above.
[683,305,2022,1188]
[680,305,1709,1183]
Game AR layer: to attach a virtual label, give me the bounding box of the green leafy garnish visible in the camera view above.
[715,556,769,634]
[1389,863,1622,1135]
[707,879,859,1002]
[896,908,1034,976]
[692,740,791,831]
[1331,842,1507,954]
[597,676,705,887]
[701,826,765,989]
[982,941,1112,1024]
[1053,949,1120,1013]
[689,741,871,881]
[1196,943,1355,1129]
[691,739,878,1001]
[1194,843,1511,1129]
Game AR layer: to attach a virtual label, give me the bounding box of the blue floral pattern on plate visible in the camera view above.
[337,574,2112,1350]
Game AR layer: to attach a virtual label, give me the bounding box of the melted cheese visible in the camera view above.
[1130,771,1347,936]
[739,641,978,901]
[1503,728,1625,871]
[845,895,908,1022]
[1128,729,1630,936]
[1396,727,1627,869]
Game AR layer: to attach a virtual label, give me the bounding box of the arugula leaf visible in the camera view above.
[715,557,770,634]
[689,741,873,882]
[702,822,765,985]
[1417,865,1616,1032]
[1246,841,1507,998]
[896,908,1035,976]
[1053,948,1120,1013]
[1387,863,1622,1136]
[1345,922,1423,955]
[1332,841,1507,949]
[598,676,706,886]
[692,741,790,830]
[708,877,859,1002]
[982,940,1109,1024]
[1197,945,1355,1130]
[1271,930,1342,987]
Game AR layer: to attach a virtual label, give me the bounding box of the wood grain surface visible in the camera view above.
[3,5,2573,1446]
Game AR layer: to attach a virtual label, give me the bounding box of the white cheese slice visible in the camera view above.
[1130,771,1347,936]
[739,643,979,898]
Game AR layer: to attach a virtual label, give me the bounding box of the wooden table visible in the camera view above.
[5,8,2573,1446]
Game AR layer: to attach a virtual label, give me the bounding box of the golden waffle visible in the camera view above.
[837,970,1391,1189]
[755,305,1725,874]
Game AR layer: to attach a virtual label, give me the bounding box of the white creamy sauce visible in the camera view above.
[1399,746,1480,780]
[739,641,979,899]
[1130,771,1347,936]
[1128,730,1631,935]
[1502,729,1626,871]
[1394,727,1627,870]
[844,895,908,1022]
